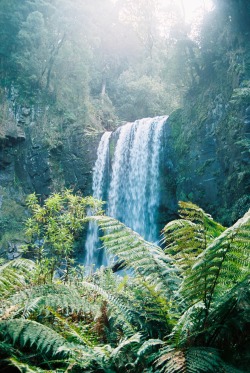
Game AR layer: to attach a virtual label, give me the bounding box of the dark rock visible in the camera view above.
[7,241,22,260]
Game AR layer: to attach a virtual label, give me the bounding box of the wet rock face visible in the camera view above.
[58,126,101,196]
[167,90,250,225]
[0,102,100,197]
[0,101,101,248]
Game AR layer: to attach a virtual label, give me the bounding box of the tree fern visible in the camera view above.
[157,205,250,373]
[162,202,225,272]
[137,338,163,358]
[81,280,136,334]
[163,219,205,271]
[111,332,141,359]
[8,283,96,319]
[91,215,179,296]
[0,319,69,357]
[156,346,231,373]
[156,346,186,373]
[0,259,35,298]
[1,203,248,372]
[205,276,250,350]
[135,338,164,368]
[177,202,225,239]
[182,209,250,312]
[48,307,96,348]
[169,301,206,348]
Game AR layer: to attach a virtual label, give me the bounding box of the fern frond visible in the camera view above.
[91,272,173,339]
[81,281,136,333]
[156,346,225,373]
[178,202,225,239]
[91,215,179,296]
[182,209,250,311]
[156,346,186,373]
[169,302,206,347]
[9,283,94,319]
[0,259,35,297]
[111,332,141,359]
[137,338,163,357]
[0,319,68,357]
[205,276,250,346]
[186,347,222,372]
[162,202,225,272]
[162,219,205,271]
[0,340,18,357]
[48,307,95,347]
[136,338,164,368]
[8,357,51,372]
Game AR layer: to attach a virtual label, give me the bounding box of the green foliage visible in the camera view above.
[0,187,26,247]
[0,0,194,124]
[23,190,103,282]
[182,207,250,309]
[156,346,234,373]
[7,358,49,373]
[0,201,249,372]
[91,215,179,296]
[0,319,68,357]
[162,201,226,271]
[114,71,171,121]
[0,259,35,298]
[8,283,94,319]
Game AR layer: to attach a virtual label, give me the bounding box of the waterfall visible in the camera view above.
[84,131,111,267]
[85,116,167,268]
[108,116,167,241]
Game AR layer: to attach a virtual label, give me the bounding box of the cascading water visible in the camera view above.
[84,131,111,267]
[107,116,167,241]
[85,115,167,267]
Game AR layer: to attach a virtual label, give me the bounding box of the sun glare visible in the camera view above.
[182,0,214,24]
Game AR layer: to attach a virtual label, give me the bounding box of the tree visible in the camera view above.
[115,70,171,121]
[0,201,249,371]
[22,190,102,282]
[0,0,31,84]
[14,10,49,92]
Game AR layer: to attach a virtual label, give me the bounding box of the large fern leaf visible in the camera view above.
[91,215,179,296]
[205,276,250,347]
[0,259,35,298]
[178,202,225,238]
[8,283,95,318]
[156,346,231,373]
[81,280,136,333]
[182,208,250,311]
[162,219,205,271]
[0,319,68,357]
[162,202,225,272]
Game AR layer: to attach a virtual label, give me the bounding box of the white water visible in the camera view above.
[84,116,167,267]
[108,116,166,241]
[84,131,111,267]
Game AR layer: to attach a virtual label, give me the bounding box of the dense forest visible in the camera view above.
[0,0,250,372]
